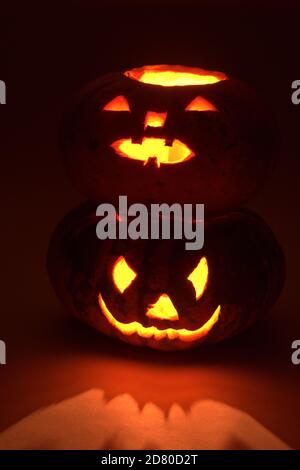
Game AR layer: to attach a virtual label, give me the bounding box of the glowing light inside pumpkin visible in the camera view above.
[144,111,167,128]
[185,96,217,112]
[99,294,221,342]
[103,95,130,111]
[188,257,209,300]
[124,65,227,87]
[146,294,179,321]
[111,137,194,167]
[113,256,137,293]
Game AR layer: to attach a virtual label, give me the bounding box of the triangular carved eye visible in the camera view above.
[185,96,217,112]
[113,256,137,293]
[103,95,130,111]
[187,257,209,300]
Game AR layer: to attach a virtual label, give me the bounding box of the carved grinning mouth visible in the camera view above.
[111,137,195,167]
[98,293,221,342]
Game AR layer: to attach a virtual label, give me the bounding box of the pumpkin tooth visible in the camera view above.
[131,136,143,144]
[164,138,173,147]
[167,330,178,340]
[153,330,166,341]
[144,156,159,168]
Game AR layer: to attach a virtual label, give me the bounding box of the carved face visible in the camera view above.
[47,205,284,350]
[103,66,222,168]
[61,64,278,213]
[98,254,221,344]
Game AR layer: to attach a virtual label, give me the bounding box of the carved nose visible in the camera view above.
[146,294,179,321]
[144,111,167,129]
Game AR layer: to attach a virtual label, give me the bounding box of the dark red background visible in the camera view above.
[0,0,299,448]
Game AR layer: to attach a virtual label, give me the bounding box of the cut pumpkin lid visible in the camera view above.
[124,64,228,87]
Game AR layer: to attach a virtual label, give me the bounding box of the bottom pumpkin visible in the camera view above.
[47,204,284,350]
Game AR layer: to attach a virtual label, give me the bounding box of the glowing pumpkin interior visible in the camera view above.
[98,256,221,342]
[124,64,228,87]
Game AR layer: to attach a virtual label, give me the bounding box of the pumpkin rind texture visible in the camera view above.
[60,65,279,214]
[47,204,284,350]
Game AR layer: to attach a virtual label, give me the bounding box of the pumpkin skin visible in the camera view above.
[61,65,278,214]
[47,204,284,350]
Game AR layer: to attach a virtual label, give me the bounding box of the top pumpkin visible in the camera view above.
[61,64,278,213]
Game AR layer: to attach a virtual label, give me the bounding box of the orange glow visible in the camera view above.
[103,95,130,111]
[146,294,179,321]
[111,137,194,167]
[112,256,137,293]
[99,294,221,342]
[188,257,209,300]
[144,111,167,128]
[185,96,217,112]
[124,65,227,87]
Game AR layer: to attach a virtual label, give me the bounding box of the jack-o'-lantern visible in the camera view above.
[47,204,284,350]
[61,64,278,214]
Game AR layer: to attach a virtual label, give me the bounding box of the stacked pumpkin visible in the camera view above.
[48,65,284,350]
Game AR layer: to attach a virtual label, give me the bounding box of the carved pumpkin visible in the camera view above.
[61,64,278,214]
[47,204,284,350]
